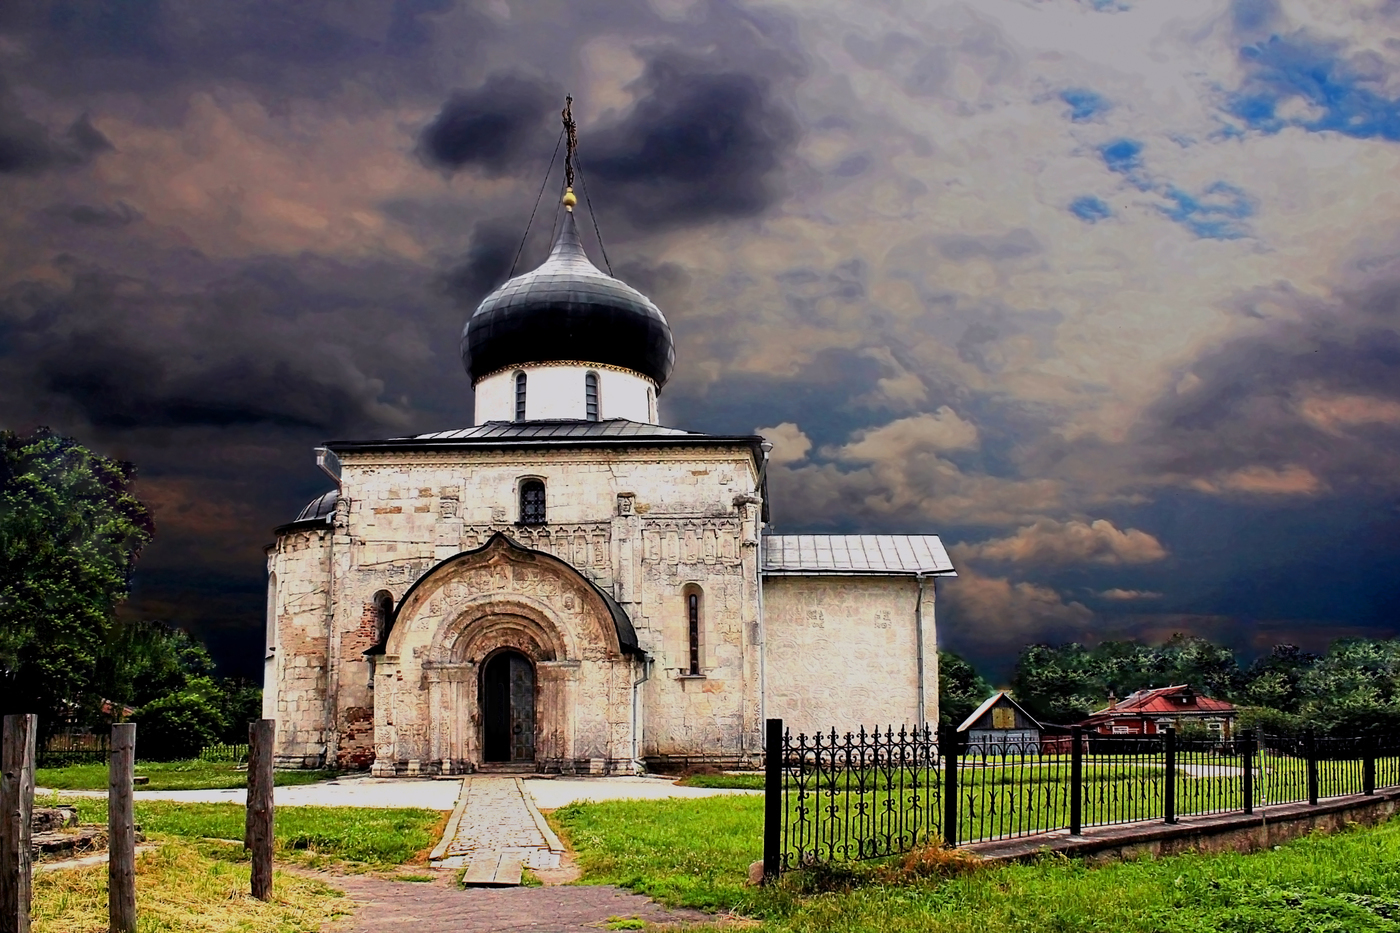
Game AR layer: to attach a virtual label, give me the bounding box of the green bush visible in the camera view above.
[134,677,228,760]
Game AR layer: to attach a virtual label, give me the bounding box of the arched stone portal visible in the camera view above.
[370,533,641,775]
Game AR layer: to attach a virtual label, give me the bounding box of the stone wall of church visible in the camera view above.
[634,510,762,763]
[265,526,334,768]
[762,575,938,737]
[313,441,763,771]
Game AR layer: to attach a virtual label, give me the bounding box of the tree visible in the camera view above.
[0,428,153,736]
[98,619,218,709]
[1010,643,1103,724]
[937,649,993,728]
[133,676,228,760]
[1242,644,1316,712]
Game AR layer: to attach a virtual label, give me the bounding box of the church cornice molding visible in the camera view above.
[338,446,758,469]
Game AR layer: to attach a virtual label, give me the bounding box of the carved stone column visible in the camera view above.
[536,660,580,769]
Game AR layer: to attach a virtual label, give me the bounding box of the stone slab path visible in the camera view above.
[434,777,563,877]
[323,873,713,933]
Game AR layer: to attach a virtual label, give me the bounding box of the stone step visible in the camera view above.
[460,851,525,887]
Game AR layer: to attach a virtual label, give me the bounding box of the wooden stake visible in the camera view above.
[1,714,36,933]
[108,723,136,933]
[246,720,274,901]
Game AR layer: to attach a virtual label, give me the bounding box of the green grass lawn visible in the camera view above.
[53,797,444,869]
[36,759,339,791]
[552,795,1400,932]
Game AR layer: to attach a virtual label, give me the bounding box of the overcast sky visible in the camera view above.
[3,0,1399,680]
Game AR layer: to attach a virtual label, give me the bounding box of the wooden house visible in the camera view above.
[958,691,1043,751]
[1077,684,1236,738]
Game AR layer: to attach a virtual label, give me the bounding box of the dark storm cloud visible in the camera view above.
[0,0,468,99]
[42,202,142,228]
[1130,266,1400,489]
[582,56,801,231]
[0,85,111,175]
[0,257,428,434]
[437,220,518,311]
[418,73,559,174]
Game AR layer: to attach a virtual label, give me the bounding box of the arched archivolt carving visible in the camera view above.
[430,596,569,665]
[383,532,630,662]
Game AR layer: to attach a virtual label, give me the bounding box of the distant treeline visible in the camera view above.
[1000,634,1400,738]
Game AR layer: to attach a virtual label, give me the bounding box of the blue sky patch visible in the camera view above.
[1158,182,1255,240]
[1099,138,1145,180]
[1070,196,1113,223]
[1229,34,1400,141]
[1061,89,1110,122]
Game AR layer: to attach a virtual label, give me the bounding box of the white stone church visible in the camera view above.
[264,190,956,775]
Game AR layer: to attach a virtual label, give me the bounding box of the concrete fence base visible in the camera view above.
[967,787,1400,864]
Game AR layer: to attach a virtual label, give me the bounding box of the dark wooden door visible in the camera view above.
[482,651,534,763]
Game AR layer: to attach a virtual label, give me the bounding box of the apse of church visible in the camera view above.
[263,100,955,775]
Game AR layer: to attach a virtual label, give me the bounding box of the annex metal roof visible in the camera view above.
[761,534,956,577]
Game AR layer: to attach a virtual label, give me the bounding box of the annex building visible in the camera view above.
[263,183,957,775]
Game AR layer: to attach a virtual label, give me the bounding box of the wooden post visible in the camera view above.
[1163,727,1177,825]
[1069,726,1083,835]
[761,718,782,883]
[246,720,275,901]
[1,714,36,933]
[108,723,136,933]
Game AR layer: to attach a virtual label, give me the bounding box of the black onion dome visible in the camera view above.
[461,211,675,387]
[294,490,338,523]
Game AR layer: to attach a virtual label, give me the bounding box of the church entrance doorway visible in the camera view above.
[481,650,535,763]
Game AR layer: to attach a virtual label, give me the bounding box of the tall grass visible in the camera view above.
[32,841,349,933]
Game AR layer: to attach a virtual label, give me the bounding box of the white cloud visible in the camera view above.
[1097,588,1164,600]
[836,408,980,462]
[755,422,812,466]
[962,518,1168,566]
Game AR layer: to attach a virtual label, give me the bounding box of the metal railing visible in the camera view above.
[760,719,1400,879]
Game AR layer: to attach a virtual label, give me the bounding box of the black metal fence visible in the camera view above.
[761,719,1400,879]
[37,732,110,768]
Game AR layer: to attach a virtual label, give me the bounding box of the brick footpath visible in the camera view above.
[435,776,561,873]
[324,873,712,933]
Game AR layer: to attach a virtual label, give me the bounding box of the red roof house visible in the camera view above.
[1078,684,1236,738]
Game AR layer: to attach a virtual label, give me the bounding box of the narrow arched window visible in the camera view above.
[265,573,277,659]
[520,479,546,525]
[372,591,394,643]
[514,371,527,422]
[585,371,600,421]
[684,585,703,675]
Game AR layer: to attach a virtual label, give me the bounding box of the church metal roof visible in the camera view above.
[762,534,956,576]
[409,419,700,440]
[325,420,766,459]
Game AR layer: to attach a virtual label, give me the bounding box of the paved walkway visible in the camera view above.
[37,776,465,810]
[523,775,759,809]
[323,872,712,933]
[434,777,562,876]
